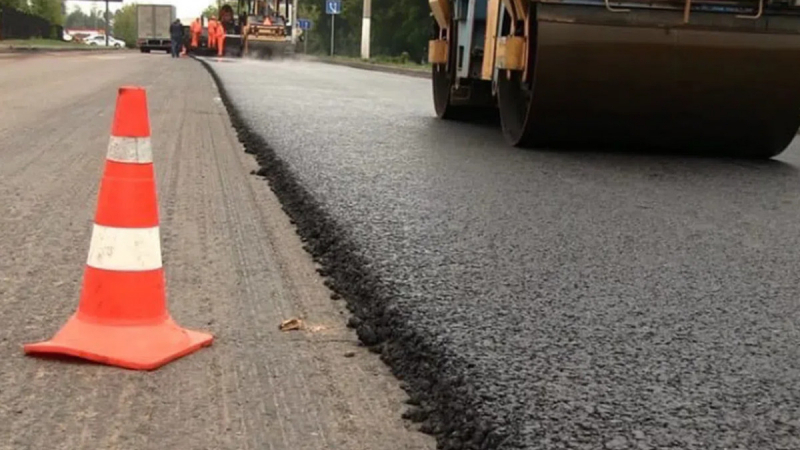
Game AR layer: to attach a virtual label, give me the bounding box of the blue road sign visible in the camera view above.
[326,0,341,14]
[297,18,312,30]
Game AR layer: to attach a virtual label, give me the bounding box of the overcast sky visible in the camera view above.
[65,0,209,19]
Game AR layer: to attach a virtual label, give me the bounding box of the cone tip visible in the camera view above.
[119,85,145,93]
[111,86,150,138]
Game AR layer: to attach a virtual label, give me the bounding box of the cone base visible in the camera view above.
[23,314,213,370]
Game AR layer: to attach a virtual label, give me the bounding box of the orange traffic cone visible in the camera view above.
[23,86,213,370]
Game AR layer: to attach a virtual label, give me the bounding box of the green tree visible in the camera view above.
[203,3,218,18]
[299,0,431,62]
[0,0,30,13]
[28,0,63,37]
[203,0,236,18]
[303,0,362,57]
[86,5,107,30]
[31,0,63,25]
[371,0,430,62]
[65,6,90,28]
[112,3,137,47]
[65,5,106,29]
[296,1,323,53]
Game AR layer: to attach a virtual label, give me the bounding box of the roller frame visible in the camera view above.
[429,0,800,158]
[430,0,495,120]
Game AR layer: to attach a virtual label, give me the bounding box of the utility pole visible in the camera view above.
[104,0,109,46]
[330,12,334,56]
[291,0,298,45]
[360,0,370,60]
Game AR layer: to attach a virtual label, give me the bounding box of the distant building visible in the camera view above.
[65,28,106,43]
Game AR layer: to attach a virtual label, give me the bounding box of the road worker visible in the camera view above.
[169,18,184,58]
[217,5,235,57]
[190,17,201,49]
[216,20,226,57]
[208,15,219,50]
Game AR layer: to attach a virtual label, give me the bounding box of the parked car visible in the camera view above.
[84,35,126,48]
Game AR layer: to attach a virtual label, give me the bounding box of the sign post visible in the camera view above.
[325,0,341,56]
[297,19,312,54]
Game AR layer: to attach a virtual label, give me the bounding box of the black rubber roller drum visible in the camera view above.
[498,3,800,158]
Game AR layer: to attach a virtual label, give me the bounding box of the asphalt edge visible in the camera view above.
[295,54,431,79]
[192,55,513,450]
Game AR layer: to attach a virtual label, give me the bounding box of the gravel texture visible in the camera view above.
[0,52,434,450]
[199,56,800,450]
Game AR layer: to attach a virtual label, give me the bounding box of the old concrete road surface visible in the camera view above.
[0,53,435,450]
[201,57,800,450]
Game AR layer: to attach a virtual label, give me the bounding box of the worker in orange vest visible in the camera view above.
[216,20,226,57]
[190,17,201,49]
[208,15,218,50]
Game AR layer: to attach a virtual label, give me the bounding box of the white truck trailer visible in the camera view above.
[136,4,177,53]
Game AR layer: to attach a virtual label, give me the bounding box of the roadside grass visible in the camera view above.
[0,38,111,50]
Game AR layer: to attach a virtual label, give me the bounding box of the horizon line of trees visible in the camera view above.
[298,0,431,63]
[1,0,434,62]
[0,0,64,28]
[203,0,431,63]
[0,0,139,48]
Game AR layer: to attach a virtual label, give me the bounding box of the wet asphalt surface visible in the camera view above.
[201,57,800,450]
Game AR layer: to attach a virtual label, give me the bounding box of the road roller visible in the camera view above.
[238,0,296,59]
[429,0,800,157]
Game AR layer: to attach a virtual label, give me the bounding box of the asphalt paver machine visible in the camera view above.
[224,0,296,59]
[429,0,800,157]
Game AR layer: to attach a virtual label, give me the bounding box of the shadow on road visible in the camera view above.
[423,116,799,181]
[535,147,799,176]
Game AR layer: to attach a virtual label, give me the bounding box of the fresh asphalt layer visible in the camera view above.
[200,56,800,450]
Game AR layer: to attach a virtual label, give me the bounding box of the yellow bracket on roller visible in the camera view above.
[496,36,526,71]
[429,0,451,30]
[429,39,449,64]
[428,0,451,66]
[482,0,501,80]
[497,0,529,76]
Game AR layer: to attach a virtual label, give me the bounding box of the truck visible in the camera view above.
[137,4,177,53]
[428,0,800,158]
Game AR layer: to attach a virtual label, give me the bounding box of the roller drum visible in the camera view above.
[245,39,292,60]
[502,3,800,157]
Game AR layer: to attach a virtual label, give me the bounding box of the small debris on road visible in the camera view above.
[279,318,303,331]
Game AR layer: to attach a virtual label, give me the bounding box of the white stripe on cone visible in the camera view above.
[106,136,153,164]
[86,224,163,271]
